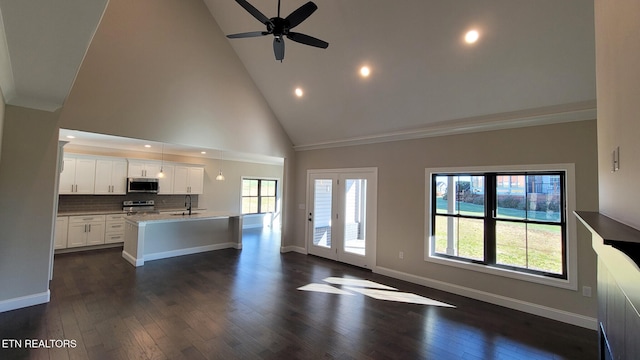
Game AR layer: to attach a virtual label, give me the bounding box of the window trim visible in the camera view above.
[241,177,278,215]
[425,164,578,290]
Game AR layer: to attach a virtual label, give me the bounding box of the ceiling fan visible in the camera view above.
[226,0,329,62]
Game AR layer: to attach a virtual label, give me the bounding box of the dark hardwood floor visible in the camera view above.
[1,228,597,359]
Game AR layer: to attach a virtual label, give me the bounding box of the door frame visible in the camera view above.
[305,167,378,269]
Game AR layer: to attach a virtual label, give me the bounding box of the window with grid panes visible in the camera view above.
[242,179,277,214]
[430,171,567,279]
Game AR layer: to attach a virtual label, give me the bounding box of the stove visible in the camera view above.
[123,200,157,215]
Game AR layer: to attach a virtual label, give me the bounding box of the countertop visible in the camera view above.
[125,211,241,225]
[58,208,207,217]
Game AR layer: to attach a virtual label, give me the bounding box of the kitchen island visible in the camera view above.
[123,211,243,267]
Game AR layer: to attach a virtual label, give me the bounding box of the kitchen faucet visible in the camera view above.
[185,195,192,215]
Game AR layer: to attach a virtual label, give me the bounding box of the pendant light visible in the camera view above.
[157,144,165,178]
[216,150,225,181]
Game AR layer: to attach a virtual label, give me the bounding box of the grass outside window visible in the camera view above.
[430,172,566,279]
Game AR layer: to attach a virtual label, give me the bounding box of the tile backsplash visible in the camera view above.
[58,194,198,213]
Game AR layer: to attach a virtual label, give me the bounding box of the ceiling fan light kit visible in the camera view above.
[226,0,329,62]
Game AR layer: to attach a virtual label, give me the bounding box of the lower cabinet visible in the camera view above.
[55,217,69,249]
[105,214,126,244]
[67,215,106,248]
[56,213,126,250]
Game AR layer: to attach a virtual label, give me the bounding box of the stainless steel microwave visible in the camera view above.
[127,178,159,193]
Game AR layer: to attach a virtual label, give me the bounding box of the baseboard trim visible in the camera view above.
[281,245,307,254]
[0,290,50,313]
[375,266,597,330]
[144,243,238,263]
[122,250,143,267]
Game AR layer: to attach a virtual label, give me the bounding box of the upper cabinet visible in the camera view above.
[59,155,96,194]
[95,159,128,194]
[158,164,174,195]
[173,166,204,194]
[59,154,205,195]
[128,160,161,178]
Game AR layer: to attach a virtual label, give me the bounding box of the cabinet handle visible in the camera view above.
[71,184,74,192]
[84,224,87,232]
[89,224,92,232]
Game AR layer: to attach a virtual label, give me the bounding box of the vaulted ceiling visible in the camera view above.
[0,0,596,149]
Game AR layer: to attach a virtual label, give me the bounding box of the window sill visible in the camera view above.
[425,252,576,290]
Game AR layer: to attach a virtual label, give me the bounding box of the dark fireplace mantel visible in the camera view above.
[575,211,640,267]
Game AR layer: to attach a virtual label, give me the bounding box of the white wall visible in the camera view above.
[293,120,599,323]
[594,0,640,229]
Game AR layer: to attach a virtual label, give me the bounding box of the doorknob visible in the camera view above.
[308,212,312,222]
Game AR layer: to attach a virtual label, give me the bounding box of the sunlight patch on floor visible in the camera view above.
[297,283,355,295]
[344,286,456,307]
[297,277,456,308]
[323,277,397,290]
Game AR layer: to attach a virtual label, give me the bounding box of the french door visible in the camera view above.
[307,168,377,269]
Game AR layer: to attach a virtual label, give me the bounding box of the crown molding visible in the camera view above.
[293,101,597,152]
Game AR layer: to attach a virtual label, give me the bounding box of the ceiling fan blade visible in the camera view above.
[226,31,268,39]
[285,2,318,29]
[287,32,329,49]
[235,0,271,25]
[274,37,285,61]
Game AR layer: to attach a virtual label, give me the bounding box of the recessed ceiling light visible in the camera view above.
[295,88,304,97]
[465,30,479,44]
[201,151,207,155]
[144,144,151,148]
[66,135,75,139]
[360,66,371,78]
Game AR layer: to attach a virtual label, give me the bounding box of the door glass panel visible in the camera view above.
[313,179,332,249]
[343,179,366,256]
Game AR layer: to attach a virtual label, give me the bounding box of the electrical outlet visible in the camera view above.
[399,251,404,259]
[582,286,592,297]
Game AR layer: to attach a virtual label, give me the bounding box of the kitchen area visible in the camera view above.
[54,129,284,267]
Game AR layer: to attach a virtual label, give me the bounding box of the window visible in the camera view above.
[427,165,576,288]
[242,179,277,214]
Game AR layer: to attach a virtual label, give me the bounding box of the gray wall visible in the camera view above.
[0,88,4,162]
[58,0,292,159]
[0,105,60,302]
[594,0,640,229]
[293,120,599,319]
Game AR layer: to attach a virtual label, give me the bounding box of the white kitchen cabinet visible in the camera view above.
[128,160,161,178]
[105,213,126,244]
[54,217,69,249]
[158,164,174,195]
[67,215,106,248]
[59,156,96,194]
[95,159,128,194]
[173,165,204,194]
